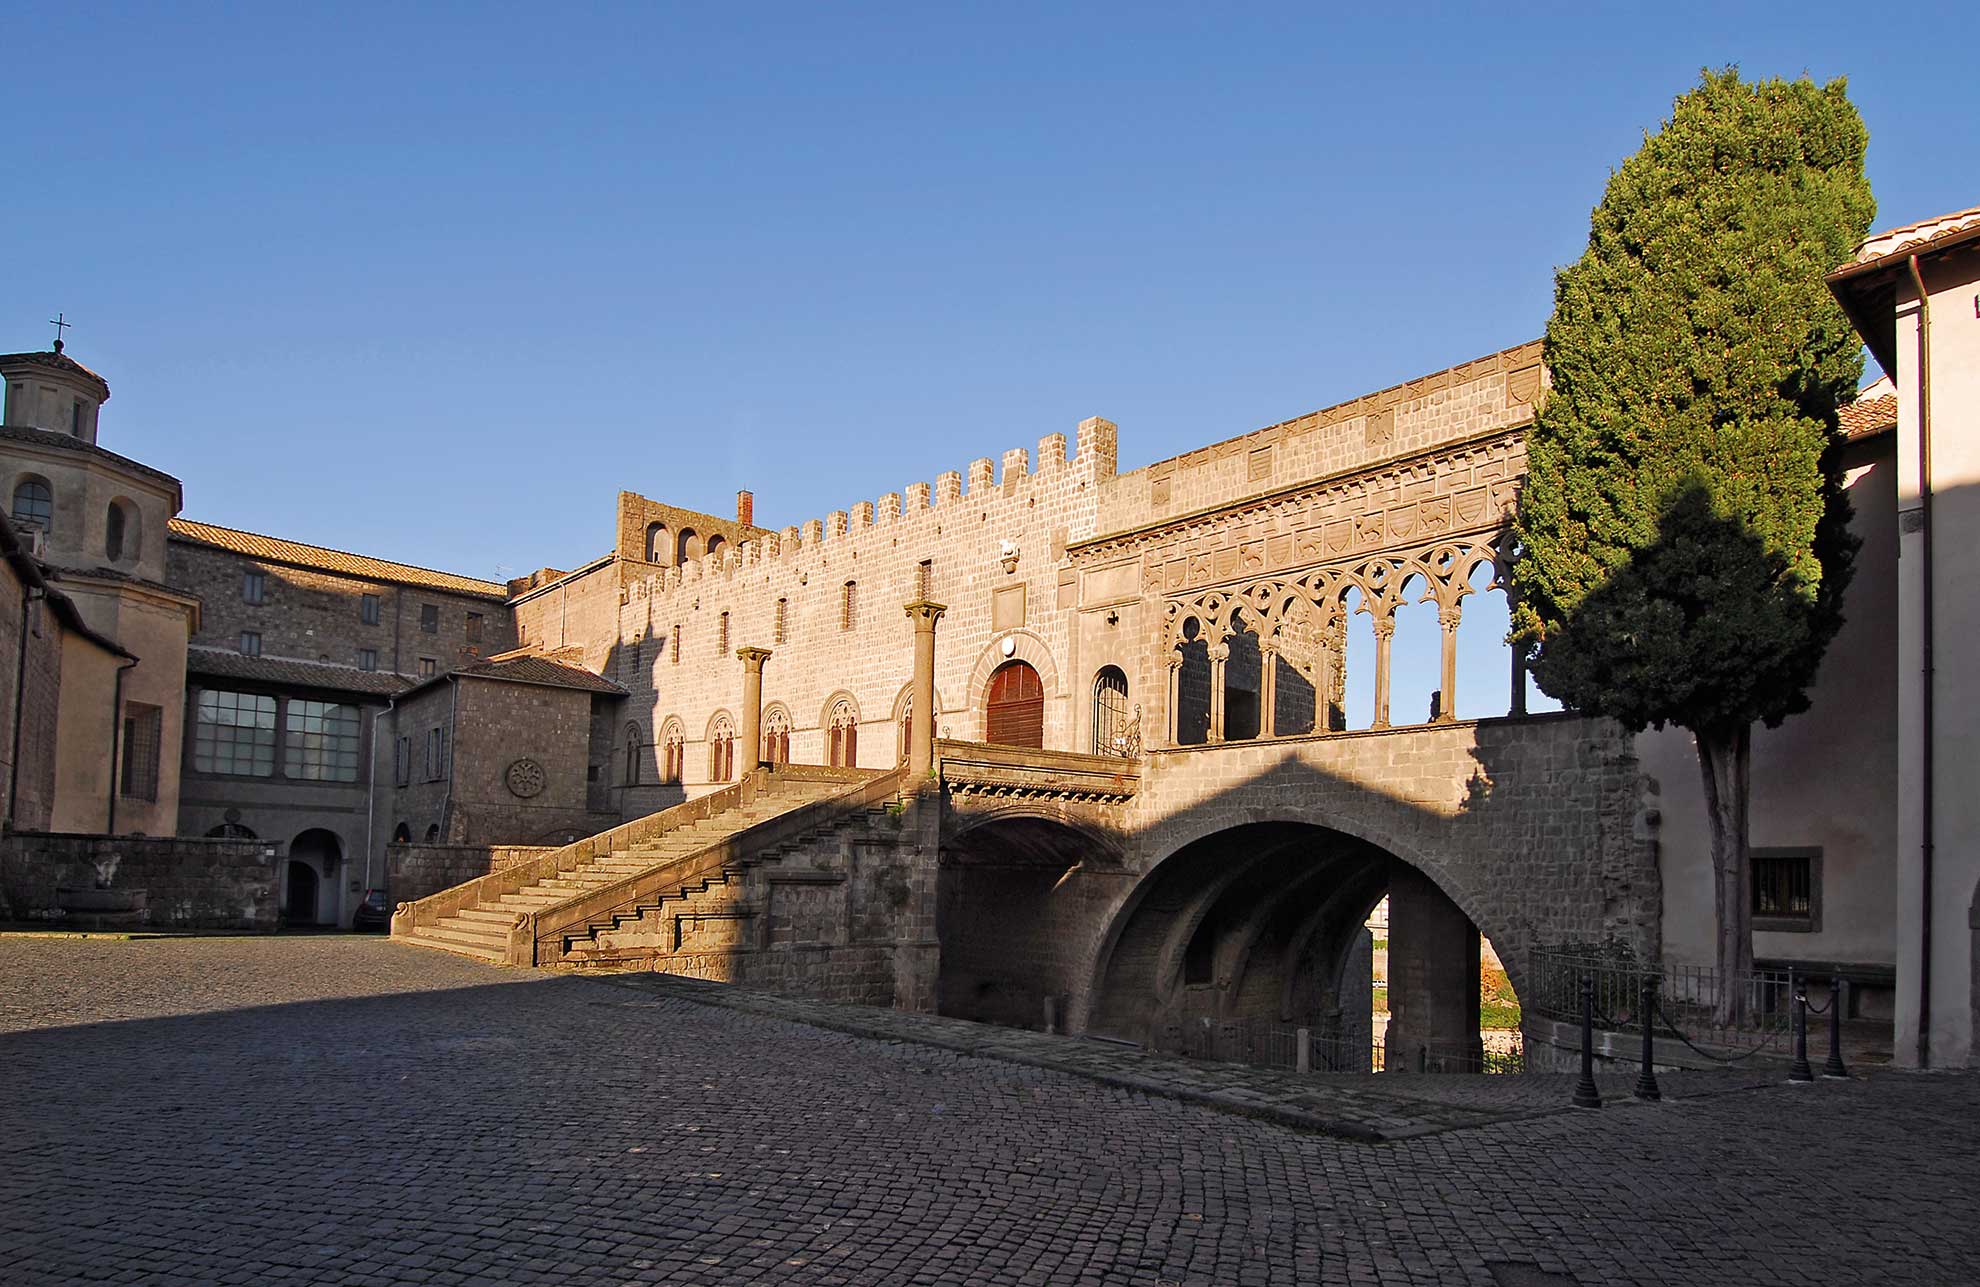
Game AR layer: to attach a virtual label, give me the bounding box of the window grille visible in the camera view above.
[1752,849,1820,931]
[120,703,163,801]
[193,691,277,777]
[285,700,361,782]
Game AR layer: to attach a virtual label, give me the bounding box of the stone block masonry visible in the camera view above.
[0,832,278,930]
[384,843,555,907]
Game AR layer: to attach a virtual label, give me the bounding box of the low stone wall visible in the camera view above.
[385,844,556,907]
[0,832,278,931]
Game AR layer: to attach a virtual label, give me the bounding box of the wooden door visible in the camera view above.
[985,661,1044,748]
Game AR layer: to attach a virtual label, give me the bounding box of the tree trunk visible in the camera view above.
[1695,725,1753,1027]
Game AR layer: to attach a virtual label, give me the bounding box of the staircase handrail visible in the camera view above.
[520,766,906,966]
[390,764,867,938]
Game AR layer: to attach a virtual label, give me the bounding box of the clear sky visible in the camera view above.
[6,2,1974,589]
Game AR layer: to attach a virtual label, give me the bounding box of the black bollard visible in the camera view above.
[1572,974,1602,1109]
[1823,975,1849,1079]
[1633,976,1661,1101]
[1788,980,1814,1083]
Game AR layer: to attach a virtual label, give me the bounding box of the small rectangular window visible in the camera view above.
[71,399,84,437]
[915,560,932,600]
[418,657,437,678]
[718,611,730,654]
[361,594,381,625]
[119,702,163,802]
[1752,848,1821,932]
[841,581,856,631]
[357,648,378,672]
[465,612,483,642]
[424,727,447,781]
[774,598,788,644]
[420,603,439,633]
[242,572,265,605]
[394,735,411,787]
[671,624,681,665]
[238,631,262,656]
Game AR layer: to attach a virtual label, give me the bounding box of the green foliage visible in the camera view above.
[1510,69,1874,738]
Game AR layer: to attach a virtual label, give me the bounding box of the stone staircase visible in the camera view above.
[392,766,896,966]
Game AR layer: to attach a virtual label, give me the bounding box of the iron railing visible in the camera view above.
[1167,1016,1524,1075]
[1529,945,1793,1059]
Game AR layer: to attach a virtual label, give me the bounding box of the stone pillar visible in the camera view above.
[1206,642,1229,743]
[1436,605,1460,723]
[736,646,772,770]
[1384,864,1483,1073]
[1371,617,1395,729]
[1510,649,1528,717]
[1166,653,1182,746]
[903,600,946,777]
[1259,642,1279,738]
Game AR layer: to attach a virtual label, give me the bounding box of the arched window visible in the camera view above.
[391,823,412,844]
[986,660,1044,748]
[1093,666,1134,757]
[705,534,726,559]
[645,522,670,564]
[708,714,735,782]
[677,528,701,564]
[205,822,257,839]
[11,477,53,531]
[659,720,686,783]
[623,723,643,785]
[105,502,126,562]
[763,706,792,767]
[424,823,441,843]
[828,699,858,768]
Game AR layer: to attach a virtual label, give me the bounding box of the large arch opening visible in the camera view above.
[1086,822,1519,1073]
[938,814,1120,1029]
[284,828,344,928]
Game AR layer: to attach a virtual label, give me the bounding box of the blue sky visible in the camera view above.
[7,2,1973,593]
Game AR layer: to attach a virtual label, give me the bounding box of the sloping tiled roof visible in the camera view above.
[397,652,625,702]
[1839,391,1897,442]
[186,646,411,697]
[168,519,509,600]
[0,347,111,399]
[454,653,625,695]
[1831,204,1980,279]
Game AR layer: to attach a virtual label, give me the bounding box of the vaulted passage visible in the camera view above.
[1087,822,1504,1071]
[937,816,1114,1028]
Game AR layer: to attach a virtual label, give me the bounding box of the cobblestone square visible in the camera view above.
[2,936,1975,1286]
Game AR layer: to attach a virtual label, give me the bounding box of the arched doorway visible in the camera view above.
[285,862,319,924]
[1085,822,1513,1072]
[1092,666,1132,756]
[985,660,1044,748]
[286,829,344,928]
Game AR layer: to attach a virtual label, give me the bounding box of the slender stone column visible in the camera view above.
[1166,652,1183,746]
[1206,642,1230,743]
[1258,642,1279,738]
[1510,649,1529,717]
[1436,605,1461,723]
[903,600,947,777]
[736,646,772,770]
[1370,618,1394,729]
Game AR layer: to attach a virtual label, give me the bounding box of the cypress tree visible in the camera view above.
[1509,69,1875,1014]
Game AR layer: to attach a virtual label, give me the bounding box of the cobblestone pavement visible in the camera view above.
[1,936,1976,1286]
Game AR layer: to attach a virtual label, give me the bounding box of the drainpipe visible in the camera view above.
[6,584,41,830]
[439,676,459,842]
[104,655,138,833]
[1906,254,1936,1069]
[363,696,396,899]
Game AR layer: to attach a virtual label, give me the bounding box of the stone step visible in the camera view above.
[456,908,517,925]
[396,932,505,964]
[426,920,508,946]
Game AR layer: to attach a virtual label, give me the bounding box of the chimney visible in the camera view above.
[737,489,754,528]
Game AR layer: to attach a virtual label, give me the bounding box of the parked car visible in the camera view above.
[350,889,393,933]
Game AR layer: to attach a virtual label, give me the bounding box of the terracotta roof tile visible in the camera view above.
[398,651,626,701]
[0,424,182,489]
[168,519,508,600]
[1839,391,1896,442]
[1831,204,1980,279]
[186,646,410,696]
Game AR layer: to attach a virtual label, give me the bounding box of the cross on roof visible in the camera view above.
[48,312,70,352]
